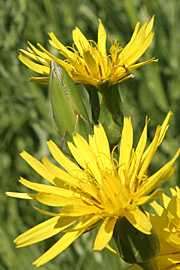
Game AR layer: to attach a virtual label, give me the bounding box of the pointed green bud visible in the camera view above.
[85,83,124,148]
[113,217,160,268]
[50,61,92,141]
[98,83,123,148]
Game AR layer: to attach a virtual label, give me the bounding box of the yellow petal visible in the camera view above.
[72,134,102,183]
[118,22,140,65]
[33,230,82,267]
[136,149,180,197]
[29,76,49,84]
[129,117,149,190]
[19,49,42,62]
[18,53,50,74]
[67,142,87,169]
[61,205,100,217]
[72,27,90,57]
[78,181,100,202]
[125,32,154,65]
[5,192,36,200]
[105,244,120,257]
[83,50,100,78]
[118,117,133,184]
[160,192,171,209]
[124,207,152,234]
[36,192,82,207]
[118,16,155,68]
[170,187,178,197]
[122,21,140,52]
[138,125,161,181]
[33,206,61,217]
[89,124,113,172]
[20,151,54,183]
[15,216,77,247]
[101,173,125,208]
[42,156,80,188]
[19,177,75,198]
[158,111,173,145]
[48,32,74,59]
[121,22,149,62]
[93,217,117,250]
[33,215,99,267]
[114,74,134,84]
[98,19,107,59]
[128,57,158,72]
[38,43,72,71]
[156,253,180,269]
[150,200,164,216]
[68,57,87,75]
[136,189,163,205]
[27,42,52,61]
[167,233,180,250]
[65,214,101,232]
[166,196,180,219]
[145,15,155,37]
[47,140,82,177]
[142,111,172,164]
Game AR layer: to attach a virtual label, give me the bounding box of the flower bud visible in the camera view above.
[50,61,92,141]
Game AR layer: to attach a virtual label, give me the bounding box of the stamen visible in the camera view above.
[122,64,129,73]
[98,64,102,77]
[84,65,91,75]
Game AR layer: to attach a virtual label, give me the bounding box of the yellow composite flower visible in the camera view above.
[6,112,179,267]
[19,16,157,87]
[149,187,180,270]
[127,187,180,270]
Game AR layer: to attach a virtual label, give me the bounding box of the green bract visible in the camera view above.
[113,217,160,268]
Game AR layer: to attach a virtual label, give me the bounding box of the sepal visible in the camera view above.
[113,217,160,265]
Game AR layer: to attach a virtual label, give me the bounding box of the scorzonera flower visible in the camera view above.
[127,187,180,270]
[6,112,179,267]
[149,187,180,269]
[19,16,157,88]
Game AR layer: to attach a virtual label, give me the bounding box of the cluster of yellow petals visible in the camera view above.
[149,187,180,269]
[19,16,157,87]
[6,112,179,267]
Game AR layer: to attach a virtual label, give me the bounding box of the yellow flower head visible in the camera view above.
[6,112,179,267]
[19,16,157,88]
[150,187,180,270]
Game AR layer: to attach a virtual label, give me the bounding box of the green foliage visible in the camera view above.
[0,0,179,269]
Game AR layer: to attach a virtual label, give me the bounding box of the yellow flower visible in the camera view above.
[6,112,179,267]
[19,16,157,87]
[149,187,180,270]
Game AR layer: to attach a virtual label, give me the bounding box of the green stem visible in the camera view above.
[138,258,159,270]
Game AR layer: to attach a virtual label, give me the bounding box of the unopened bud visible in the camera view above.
[50,61,92,142]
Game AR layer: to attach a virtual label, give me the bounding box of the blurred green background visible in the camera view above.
[0,0,179,269]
